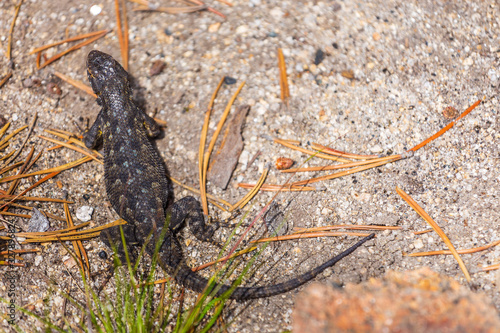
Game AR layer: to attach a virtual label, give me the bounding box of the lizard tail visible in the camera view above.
[173,233,374,300]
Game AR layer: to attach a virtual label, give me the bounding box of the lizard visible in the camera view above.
[84,50,374,300]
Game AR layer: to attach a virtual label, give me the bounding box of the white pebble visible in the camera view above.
[270,7,284,19]
[34,255,43,266]
[321,207,332,216]
[54,296,64,308]
[370,145,383,153]
[414,239,424,249]
[236,25,249,34]
[90,5,102,16]
[487,69,498,83]
[463,57,474,66]
[76,206,94,222]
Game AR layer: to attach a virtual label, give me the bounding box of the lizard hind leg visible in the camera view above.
[100,224,140,265]
[166,196,220,246]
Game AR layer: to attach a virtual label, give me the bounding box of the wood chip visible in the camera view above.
[208,105,250,189]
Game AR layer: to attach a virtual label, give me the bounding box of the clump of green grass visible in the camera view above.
[4,210,277,333]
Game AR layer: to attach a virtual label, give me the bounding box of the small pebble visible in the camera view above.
[314,49,325,65]
[34,255,43,266]
[54,296,64,308]
[224,76,237,85]
[321,207,332,216]
[270,7,284,19]
[208,22,221,33]
[89,5,102,16]
[370,145,383,153]
[276,157,294,170]
[236,25,249,34]
[98,251,108,259]
[442,106,458,119]
[27,208,50,232]
[463,57,474,66]
[341,69,355,79]
[373,32,381,41]
[63,257,77,269]
[22,77,41,88]
[76,206,93,222]
[150,60,166,76]
[47,82,62,96]
[414,239,424,249]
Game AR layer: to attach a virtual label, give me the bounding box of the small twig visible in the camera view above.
[38,135,102,164]
[407,239,500,257]
[133,4,207,13]
[310,143,378,160]
[281,154,400,173]
[54,72,96,97]
[122,0,129,69]
[4,146,35,202]
[0,125,28,148]
[0,156,92,184]
[37,30,109,69]
[0,73,13,89]
[413,229,433,235]
[290,155,402,186]
[203,81,245,181]
[294,225,402,233]
[65,203,90,274]
[237,183,316,192]
[230,168,268,211]
[481,263,500,272]
[0,249,39,255]
[6,0,24,60]
[250,231,371,244]
[199,77,225,215]
[396,187,471,282]
[274,138,351,163]
[0,122,10,140]
[0,195,71,204]
[186,0,225,18]
[409,99,481,152]
[115,0,129,70]
[191,246,257,272]
[0,161,23,176]
[277,48,290,107]
[2,114,37,167]
[0,201,66,221]
[30,29,110,55]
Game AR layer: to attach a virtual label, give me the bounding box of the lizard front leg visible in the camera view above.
[135,105,161,138]
[83,106,106,149]
[100,224,140,264]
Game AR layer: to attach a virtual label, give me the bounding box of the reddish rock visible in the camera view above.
[293,268,500,333]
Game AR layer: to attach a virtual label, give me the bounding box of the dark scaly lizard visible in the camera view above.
[84,50,374,300]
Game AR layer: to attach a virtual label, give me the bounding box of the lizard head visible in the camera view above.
[86,50,130,97]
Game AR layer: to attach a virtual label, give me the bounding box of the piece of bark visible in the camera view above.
[209,105,250,189]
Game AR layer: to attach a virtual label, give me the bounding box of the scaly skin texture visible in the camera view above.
[84,50,374,300]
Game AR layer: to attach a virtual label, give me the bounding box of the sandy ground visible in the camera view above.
[0,0,499,332]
